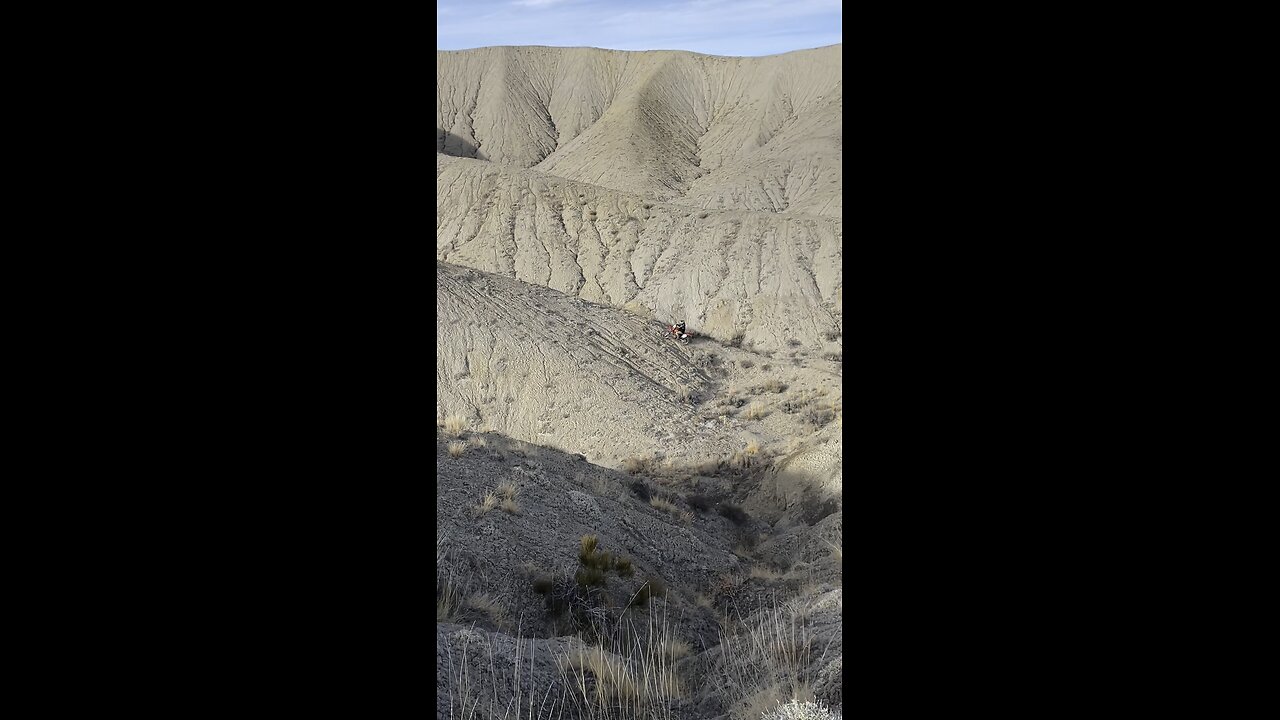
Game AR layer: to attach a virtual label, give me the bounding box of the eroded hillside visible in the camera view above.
[436,44,841,217]
[437,157,842,355]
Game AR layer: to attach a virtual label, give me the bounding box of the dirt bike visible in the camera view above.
[668,326,692,345]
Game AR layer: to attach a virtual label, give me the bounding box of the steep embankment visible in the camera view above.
[437,261,736,466]
[436,157,842,355]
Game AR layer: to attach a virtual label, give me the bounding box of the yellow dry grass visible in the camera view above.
[471,491,498,517]
[444,413,467,436]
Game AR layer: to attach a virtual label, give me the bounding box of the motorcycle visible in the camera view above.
[668,325,692,345]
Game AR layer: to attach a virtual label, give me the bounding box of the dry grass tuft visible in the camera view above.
[497,480,518,499]
[622,456,649,474]
[659,635,692,661]
[444,413,467,436]
[500,497,521,515]
[746,401,767,420]
[471,491,498,517]
[437,577,463,621]
[468,435,487,449]
[447,441,466,457]
[713,598,824,720]
[649,496,690,524]
[464,592,507,625]
[746,439,761,456]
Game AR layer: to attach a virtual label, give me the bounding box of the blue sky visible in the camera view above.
[438,0,842,57]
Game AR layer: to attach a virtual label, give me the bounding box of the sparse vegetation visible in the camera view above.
[622,456,650,474]
[649,496,689,524]
[746,401,767,420]
[803,405,836,428]
[471,491,498,517]
[447,441,466,457]
[444,413,467,436]
[464,591,508,626]
[500,497,521,515]
[764,700,843,720]
[629,480,652,501]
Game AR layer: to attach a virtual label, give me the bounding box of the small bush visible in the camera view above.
[622,456,648,474]
[804,406,837,428]
[746,402,766,420]
[649,496,682,518]
[575,567,606,588]
[614,556,634,577]
[444,414,467,436]
[764,379,787,393]
[464,592,507,625]
[581,535,599,555]
[472,491,498,517]
[497,480,518,499]
[448,441,466,457]
[500,498,521,515]
[531,576,554,595]
[745,440,761,456]
[719,503,749,525]
[630,480,652,501]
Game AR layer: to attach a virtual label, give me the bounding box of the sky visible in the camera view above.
[438,0,842,57]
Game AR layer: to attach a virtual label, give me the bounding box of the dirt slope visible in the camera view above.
[438,261,727,465]
[436,157,842,354]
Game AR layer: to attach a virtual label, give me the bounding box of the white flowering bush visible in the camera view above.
[763,699,842,720]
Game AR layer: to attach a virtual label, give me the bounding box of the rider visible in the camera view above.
[674,321,687,338]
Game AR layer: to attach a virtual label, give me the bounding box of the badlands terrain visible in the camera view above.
[437,43,842,719]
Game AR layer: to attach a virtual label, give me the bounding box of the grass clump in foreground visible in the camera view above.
[447,441,466,457]
[711,596,840,720]
[764,700,842,719]
[443,413,467,436]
